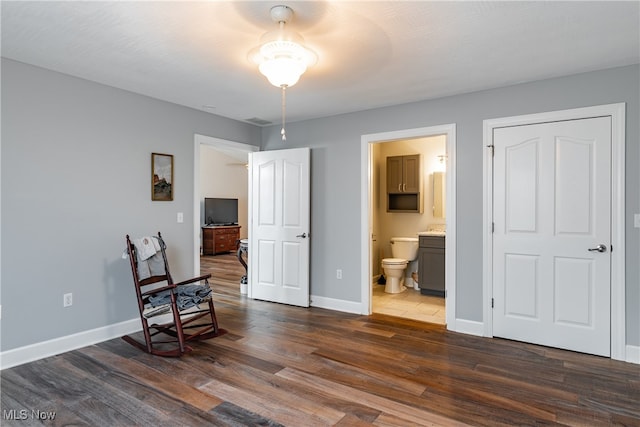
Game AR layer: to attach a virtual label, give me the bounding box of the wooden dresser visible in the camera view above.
[202,225,241,255]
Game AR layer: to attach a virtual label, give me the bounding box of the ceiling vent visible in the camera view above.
[245,117,273,126]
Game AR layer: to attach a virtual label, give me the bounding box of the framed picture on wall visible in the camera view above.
[151,152,173,201]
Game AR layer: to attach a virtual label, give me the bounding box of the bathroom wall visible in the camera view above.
[373,136,447,277]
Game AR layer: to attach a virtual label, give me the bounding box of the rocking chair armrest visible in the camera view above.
[141,283,177,297]
[173,273,212,288]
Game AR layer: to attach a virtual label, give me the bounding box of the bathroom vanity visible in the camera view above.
[418,233,445,297]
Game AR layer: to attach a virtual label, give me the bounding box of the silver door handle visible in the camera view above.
[296,233,307,238]
[588,244,607,253]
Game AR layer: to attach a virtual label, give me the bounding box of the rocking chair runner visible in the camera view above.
[123,232,227,356]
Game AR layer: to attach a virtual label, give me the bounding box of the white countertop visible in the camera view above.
[418,231,446,237]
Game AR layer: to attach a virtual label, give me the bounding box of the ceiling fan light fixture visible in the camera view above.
[249,6,317,88]
[249,5,317,141]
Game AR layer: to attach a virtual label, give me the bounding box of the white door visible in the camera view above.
[248,148,310,307]
[492,117,611,357]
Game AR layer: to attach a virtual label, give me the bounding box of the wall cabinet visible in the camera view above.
[387,154,421,212]
[418,235,445,296]
[202,225,240,255]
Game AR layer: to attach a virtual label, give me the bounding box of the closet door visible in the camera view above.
[492,117,611,357]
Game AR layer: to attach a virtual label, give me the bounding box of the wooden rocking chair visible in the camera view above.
[123,232,227,356]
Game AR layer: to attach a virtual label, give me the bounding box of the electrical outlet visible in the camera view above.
[63,293,73,307]
[336,269,343,279]
[635,213,640,228]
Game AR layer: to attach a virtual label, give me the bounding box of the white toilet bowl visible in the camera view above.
[381,258,409,293]
[381,237,419,294]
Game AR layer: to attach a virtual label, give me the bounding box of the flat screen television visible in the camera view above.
[204,197,238,226]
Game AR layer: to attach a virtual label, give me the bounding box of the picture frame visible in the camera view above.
[151,153,173,201]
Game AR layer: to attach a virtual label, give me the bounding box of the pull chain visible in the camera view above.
[281,85,287,141]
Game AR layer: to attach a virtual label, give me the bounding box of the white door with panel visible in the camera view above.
[492,117,611,357]
[248,148,310,307]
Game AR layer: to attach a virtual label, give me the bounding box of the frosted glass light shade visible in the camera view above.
[259,58,306,87]
[249,29,317,88]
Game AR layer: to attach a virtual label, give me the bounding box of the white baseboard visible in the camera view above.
[451,318,485,336]
[626,344,640,364]
[0,318,141,370]
[310,294,364,314]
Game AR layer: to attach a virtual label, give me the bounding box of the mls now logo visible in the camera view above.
[3,409,56,420]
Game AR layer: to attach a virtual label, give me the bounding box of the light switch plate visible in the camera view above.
[177,212,184,223]
[635,213,640,228]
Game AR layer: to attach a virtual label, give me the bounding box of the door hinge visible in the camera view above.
[610,245,613,253]
[492,222,495,233]
[491,298,494,308]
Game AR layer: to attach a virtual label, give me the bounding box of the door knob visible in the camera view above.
[588,244,607,253]
[296,233,307,238]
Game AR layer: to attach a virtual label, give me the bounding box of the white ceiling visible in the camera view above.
[2,1,639,126]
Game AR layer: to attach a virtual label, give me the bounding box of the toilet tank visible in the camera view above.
[390,237,419,260]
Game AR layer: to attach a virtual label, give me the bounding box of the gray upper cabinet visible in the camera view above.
[387,154,421,212]
[387,154,420,193]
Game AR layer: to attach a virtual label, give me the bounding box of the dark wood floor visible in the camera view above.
[2,253,639,426]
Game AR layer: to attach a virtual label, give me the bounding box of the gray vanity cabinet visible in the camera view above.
[418,235,445,296]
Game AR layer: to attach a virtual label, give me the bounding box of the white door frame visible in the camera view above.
[482,103,626,361]
[361,124,457,327]
[192,134,259,275]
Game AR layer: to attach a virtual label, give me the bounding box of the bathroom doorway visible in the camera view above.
[361,124,456,327]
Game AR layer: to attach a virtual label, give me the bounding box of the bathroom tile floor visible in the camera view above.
[372,282,445,325]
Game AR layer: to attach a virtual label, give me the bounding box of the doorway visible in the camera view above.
[361,124,457,327]
[192,134,259,276]
[371,136,447,323]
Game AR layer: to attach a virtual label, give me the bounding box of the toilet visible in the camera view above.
[381,237,419,293]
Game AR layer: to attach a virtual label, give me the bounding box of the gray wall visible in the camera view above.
[0,59,261,351]
[2,58,638,353]
[262,64,640,346]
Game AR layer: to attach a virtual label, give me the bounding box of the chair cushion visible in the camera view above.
[143,304,171,318]
[142,296,212,319]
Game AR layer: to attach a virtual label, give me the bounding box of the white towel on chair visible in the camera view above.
[134,236,159,260]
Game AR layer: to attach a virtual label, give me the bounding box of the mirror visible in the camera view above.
[433,172,446,218]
